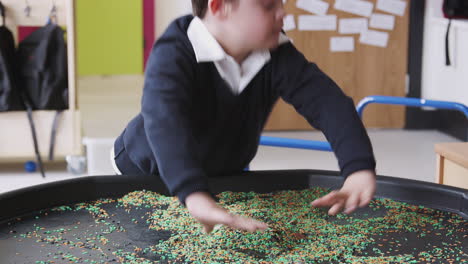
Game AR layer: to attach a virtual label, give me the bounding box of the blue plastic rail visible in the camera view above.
[356,95,468,119]
[259,136,332,151]
[259,95,468,152]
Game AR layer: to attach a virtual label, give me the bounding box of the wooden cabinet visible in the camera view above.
[435,142,468,189]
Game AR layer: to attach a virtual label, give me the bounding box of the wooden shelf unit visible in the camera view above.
[0,0,82,161]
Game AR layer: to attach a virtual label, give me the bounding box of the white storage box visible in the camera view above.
[82,137,116,176]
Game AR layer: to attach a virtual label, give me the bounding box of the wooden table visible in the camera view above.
[435,142,468,189]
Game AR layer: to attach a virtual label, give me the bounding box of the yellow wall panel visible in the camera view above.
[76,0,143,75]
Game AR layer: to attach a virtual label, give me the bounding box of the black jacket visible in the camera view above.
[0,25,23,111]
[17,23,68,110]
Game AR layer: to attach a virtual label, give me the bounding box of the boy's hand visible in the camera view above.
[185,192,269,234]
[311,170,376,215]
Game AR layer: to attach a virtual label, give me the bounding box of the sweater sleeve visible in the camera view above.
[271,42,376,178]
[141,39,210,205]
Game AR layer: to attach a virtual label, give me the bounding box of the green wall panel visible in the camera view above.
[76,0,143,75]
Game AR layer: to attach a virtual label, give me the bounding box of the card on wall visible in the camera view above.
[296,0,329,16]
[330,36,355,52]
[339,18,368,34]
[283,14,296,31]
[360,29,389,47]
[370,13,395,30]
[376,0,407,16]
[334,0,374,17]
[298,15,337,31]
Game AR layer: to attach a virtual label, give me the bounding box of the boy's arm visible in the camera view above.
[272,42,376,181]
[141,40,210,205]
[271,42,376,214]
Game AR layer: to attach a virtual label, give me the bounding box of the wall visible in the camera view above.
[78,75,144,138]
[79,1,193,138]
[421,0,468,106]
[1,0,67,37]
[155,0,192,37]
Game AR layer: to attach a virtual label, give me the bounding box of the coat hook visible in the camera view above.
[49,0,57,24]
[24,0,31,17]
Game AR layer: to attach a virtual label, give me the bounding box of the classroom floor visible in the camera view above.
[0,129,461,195]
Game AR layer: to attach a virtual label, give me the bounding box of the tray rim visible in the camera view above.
[0,169,467,224]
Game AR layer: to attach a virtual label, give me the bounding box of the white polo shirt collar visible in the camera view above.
[187,16,289,94]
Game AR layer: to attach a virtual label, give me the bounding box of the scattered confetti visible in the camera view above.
[1,188,466,263]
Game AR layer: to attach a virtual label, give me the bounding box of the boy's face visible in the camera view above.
[223,0,286,50]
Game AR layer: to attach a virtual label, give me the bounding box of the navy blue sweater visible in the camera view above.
[116,15,376,205]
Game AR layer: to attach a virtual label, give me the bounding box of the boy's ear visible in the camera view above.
[208,0,230,18]
[209,0,222,13]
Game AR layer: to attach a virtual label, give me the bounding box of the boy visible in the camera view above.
[113,0,376,234]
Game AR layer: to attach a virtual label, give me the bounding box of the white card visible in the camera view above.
[296,0,329,16]
[376,0,407,16]
[283,14,296,31]
[330,37,355,52]
[298,15,337,31]
[360,29,389,47]
[339,18,368,34]
[370,13,395,30]
[334,0,374,17]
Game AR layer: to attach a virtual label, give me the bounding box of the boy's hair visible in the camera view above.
[192,0,237,18]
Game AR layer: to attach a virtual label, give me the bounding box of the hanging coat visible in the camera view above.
[0,24,24,111]
[16,23,70,177]
[17,23,68,110]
